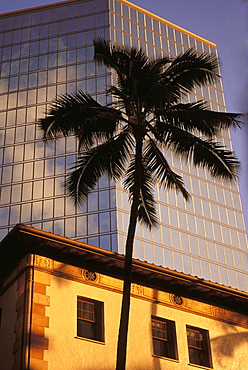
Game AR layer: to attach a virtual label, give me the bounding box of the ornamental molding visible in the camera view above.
[35,255,52,269]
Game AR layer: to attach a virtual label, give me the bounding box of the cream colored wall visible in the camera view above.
[42,269,248,370]
[0,280,17,370]
[44,274,121,370]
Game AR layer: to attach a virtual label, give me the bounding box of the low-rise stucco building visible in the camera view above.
[1,224,248,369]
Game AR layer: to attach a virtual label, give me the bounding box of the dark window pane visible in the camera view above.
[31,12,40,25]
[49,8,58,22]
[20,59,28,73]
[68,4,77,18]
[30,57,38,71]
[9,77,18,91]
[2,47,11,61]
[146,16,152,29]
[10,61,19,75]
[13,30,21,44]
[39,55,48,69]
[4,32,12,45]
[23,13,31,26]
[68,34,77,48]
[152,317,178,360]
[21,43,30,57]
[67,49,76,64]
[12,45,21,59]
[187,326,212,368]
[49,38,57,52]
[22,28,30,42]
[77,297,104,342]
[30,42,39,56]
[59,6,67,19]
[40,25,49,38]
[58,21,67,35]
[40,39,49,54]
[85,1,94,14]
[49,23,57,37]
[14,15,22,29]
[58,36,67,50]
[68,19,77,33]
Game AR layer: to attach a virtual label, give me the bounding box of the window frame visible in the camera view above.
[186,325,212,368]
[77,296,104,343]
[151,316,178,360]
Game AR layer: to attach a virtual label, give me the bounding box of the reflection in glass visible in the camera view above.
[55,177,64,196]
[134,239,144,260]
[192,257,201,277]
[237,272,246,291]
[163,248,172,269]
[1,186,11,204]
[3,147,14,164]
[208,242,216,261]
[5,128,15,145]
[2,47,11,61]
[33,180,43,199]
[32,201,42,221]
[34,160,44,179]
[100,212,110,232]
[0,206,9,226]
[76,215,87,236]
[11,183,22,203]
[210,264,219,283]
[201,261,210,280]
[20,203,31,222]
[88,213,98,234]
[99,234,110,249]
[12,164,23,183]
[99,190,109,210]
[23,162,33,180]
[0,95,7,111]
[154,245,163,265]
[9,204,20,225]
[44,199,54,219]
[44,178,54,197]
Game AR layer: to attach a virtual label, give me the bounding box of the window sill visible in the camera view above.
[188,363,212,369]
[152,355,179,363]
[75,336,106,345]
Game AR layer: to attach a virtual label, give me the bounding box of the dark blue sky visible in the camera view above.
[2,0,248,231]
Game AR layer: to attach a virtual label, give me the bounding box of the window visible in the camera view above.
[186,326,212,368]
[152,316,178,360]
[77,297,104,342]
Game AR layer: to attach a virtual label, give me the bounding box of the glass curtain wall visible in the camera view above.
[109,0,248,290]
[0,0,247,291]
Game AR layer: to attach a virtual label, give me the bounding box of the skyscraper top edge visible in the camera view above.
[121,0,216,47]
[0,0,216,47]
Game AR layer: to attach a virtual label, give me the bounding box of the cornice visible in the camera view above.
[1,224,248,316]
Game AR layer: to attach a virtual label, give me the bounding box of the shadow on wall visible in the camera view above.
[151,289,162,370]
[211,328,248,369]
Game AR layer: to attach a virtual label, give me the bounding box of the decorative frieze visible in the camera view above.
[31,254,248,329]
[35,256,52,269]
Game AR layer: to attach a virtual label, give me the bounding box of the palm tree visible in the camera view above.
[39,38,241,370]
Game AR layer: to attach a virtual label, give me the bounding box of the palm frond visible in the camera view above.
[124,156,158,229]
[165,126,239,180]
[155,101,242,138]
[144,139,190,200]
[66,132,134,204]
[39,91,121,150]
[161,49,219,97]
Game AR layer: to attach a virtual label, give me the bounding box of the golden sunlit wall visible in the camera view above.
[0,0,247,291]
[1,254,248,369]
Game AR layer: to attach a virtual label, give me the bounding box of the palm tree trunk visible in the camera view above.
[116,134,143,370]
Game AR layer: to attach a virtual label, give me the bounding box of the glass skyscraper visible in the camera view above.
[0,0,247,291]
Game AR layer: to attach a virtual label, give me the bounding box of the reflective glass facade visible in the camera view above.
[0,0,247,290]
